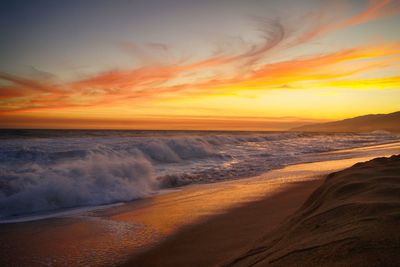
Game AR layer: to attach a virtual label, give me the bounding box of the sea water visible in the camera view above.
[1,129,399,219]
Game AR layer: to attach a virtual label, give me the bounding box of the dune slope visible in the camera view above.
[225,155,400,267]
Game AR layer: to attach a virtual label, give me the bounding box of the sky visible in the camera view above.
[0,0,400,130]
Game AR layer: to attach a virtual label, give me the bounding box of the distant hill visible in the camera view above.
[291,111,400,133]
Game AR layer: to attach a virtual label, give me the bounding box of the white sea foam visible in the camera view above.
[1,130,399,219]
[0,150,155,218]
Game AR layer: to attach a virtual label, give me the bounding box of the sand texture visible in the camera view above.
[225,155,400,267]
[1,145,399,266]
[121,180,322,267]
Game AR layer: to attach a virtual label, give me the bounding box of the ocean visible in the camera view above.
[1,129,399,220]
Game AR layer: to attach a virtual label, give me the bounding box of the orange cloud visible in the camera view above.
[292,0,400,45]
[1,0,399,118]
[1,42,399,114]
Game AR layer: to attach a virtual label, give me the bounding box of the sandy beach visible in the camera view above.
[1,142,399,266]
[121,179,322,267]
[122,144,400,267]
[2,0,400,265]
[225,154,400,267]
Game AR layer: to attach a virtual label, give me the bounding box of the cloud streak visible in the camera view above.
[291,0,400,46]
[1,0,399,117]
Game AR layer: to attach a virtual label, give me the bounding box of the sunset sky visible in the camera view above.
[1,0,400,130]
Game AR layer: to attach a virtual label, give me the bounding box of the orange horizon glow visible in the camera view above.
[1,0,400,130]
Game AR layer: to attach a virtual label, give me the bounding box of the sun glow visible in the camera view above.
[1,0,399,130]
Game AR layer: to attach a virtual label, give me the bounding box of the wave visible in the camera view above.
[1,131,399,219]
[0,136,224,218]
[0,150,155,218]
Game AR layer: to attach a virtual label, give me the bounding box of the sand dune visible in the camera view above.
[225,155,400,267]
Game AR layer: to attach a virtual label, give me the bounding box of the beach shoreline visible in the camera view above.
[0,142,399,266]
[120,179,323,267]
[225,154,400,267]
[120,156,400,267]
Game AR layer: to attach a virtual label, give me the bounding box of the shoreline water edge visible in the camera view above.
[1,130,399,221]
[0,140,399,266]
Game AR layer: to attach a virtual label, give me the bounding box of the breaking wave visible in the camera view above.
[0,130,399,219]
[0,150,155,218]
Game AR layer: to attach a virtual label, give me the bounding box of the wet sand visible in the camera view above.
[121,179,323,267]
[0,142,399,266]
[225,154,400,267]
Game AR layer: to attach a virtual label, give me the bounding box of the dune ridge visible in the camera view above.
[225,155,400,267]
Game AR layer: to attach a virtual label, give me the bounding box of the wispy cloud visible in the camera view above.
[1,0,399,115]
[291,0,400,45]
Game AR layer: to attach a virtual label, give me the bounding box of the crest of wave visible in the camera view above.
[0,150,155,218]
